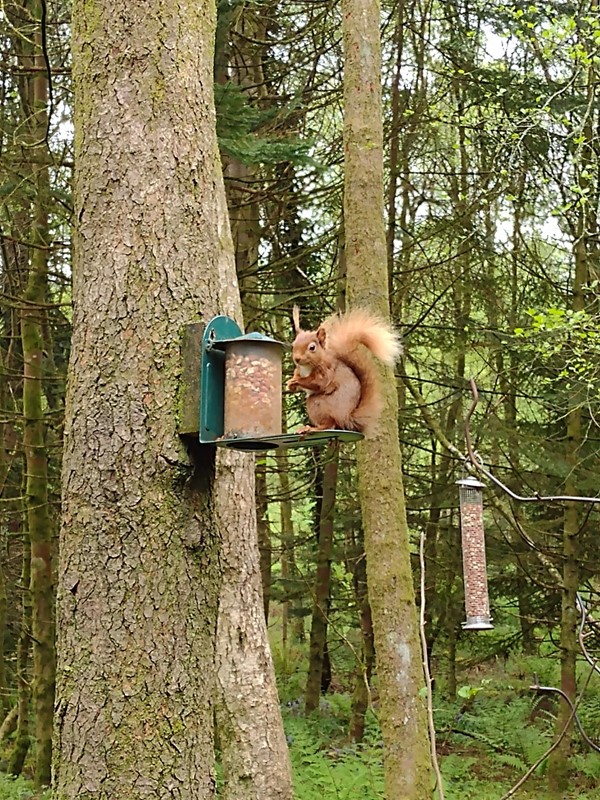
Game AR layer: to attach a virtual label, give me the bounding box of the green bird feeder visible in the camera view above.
[197,315,363,451]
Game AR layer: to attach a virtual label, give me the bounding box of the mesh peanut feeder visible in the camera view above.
[457,477,493,631]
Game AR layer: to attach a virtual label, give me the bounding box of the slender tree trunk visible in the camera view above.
[8,536,31,777]
[0,707,18,743]
[341,1,432,796]
[278,448,303,645]
[443,557,461,702]
[5,0,56,784]
[517,582,537,654]
[0,247,22,725]
[256,457,272,622]
[547,441,581,793]
[0,532,8,720]
[21,50,55,799]
[305,443,338,714]
[349,537,375,742]
[548,43,595,781]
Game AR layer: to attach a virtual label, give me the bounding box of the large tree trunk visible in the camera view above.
[213,450,293,800]
[56,1,290,797]
[341,0,432,796]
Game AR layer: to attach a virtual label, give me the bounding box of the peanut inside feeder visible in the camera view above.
[457,477,493,631]
[223,337,282,439]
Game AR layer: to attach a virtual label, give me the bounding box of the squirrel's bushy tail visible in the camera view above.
[325,308,402,365]
[347,363,383,436]
[324,308,401,437]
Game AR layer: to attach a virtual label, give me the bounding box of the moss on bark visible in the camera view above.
[341,0,433,796]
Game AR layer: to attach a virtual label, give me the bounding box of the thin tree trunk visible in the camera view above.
[547,443,581,793]
[517,583,537,654]
[548,40,595,781]
[256,457,272,622]
[8,536,31,777]
[305,443,338,714]
[443,540,461,703]
[278,448,303,646]
[341,1,432,795]
[0,706,18,742]
[349,538,375,742]
[0,536,8,720]
[5,0,56,784]
[0,243,23,725]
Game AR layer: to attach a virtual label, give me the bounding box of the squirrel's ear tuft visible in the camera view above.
[292,305,302,334]
[316,325,327,346]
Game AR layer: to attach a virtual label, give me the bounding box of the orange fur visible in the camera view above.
[287,308,402,437]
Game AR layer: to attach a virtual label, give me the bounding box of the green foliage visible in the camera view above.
[283,711,384,800]
[575,690,600,744]
[0,775,49,800]
[215,82,314,166]
[570,752,600,782]
[269,637,307,705]
[514,307,600,392]
[272,640,600,800]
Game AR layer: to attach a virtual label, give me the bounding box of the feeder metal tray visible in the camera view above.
[214,430,364,452]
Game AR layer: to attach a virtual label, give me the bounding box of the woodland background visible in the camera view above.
[2,0,600,798]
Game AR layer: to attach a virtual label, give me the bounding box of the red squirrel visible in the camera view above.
[287,306,402,437]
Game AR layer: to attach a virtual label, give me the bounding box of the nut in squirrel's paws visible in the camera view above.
[289,306,401,438]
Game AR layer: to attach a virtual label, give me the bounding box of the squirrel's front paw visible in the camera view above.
[287,378,300,391]
[296,424,319,436]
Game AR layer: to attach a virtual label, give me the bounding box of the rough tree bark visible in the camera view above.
[213,448,293,800]
[341,0,433,796]
[212,6,292,794]
[55,1,291,798]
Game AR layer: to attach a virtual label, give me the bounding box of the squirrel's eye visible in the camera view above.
[308,343,317,352]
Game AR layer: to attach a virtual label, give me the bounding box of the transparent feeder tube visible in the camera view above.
[457,478,493,631]
[223,340,282,439]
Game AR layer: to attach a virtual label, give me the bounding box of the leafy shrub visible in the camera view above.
[284,714,384,800]
[0,774,49,800]
[570,752,600,782]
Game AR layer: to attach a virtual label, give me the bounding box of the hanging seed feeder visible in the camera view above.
[457,477,494,631]
[196,316,363,451]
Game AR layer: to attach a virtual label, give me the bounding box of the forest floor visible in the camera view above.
[273,628,600,800]
[2,639,600,799]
